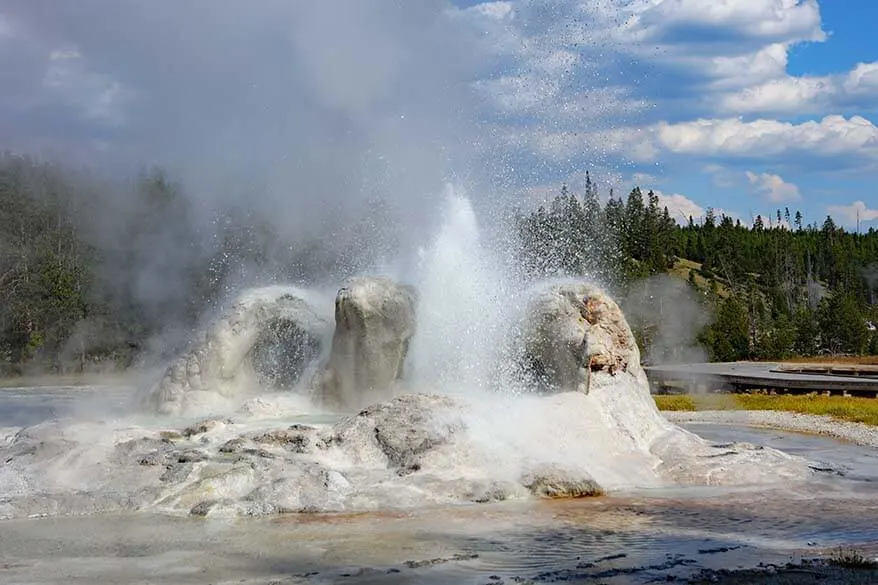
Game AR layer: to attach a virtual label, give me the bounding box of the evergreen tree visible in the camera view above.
[515,178,878,362]
[702,297,750,361]
[819,294,869,354]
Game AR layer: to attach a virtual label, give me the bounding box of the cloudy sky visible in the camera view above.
[1,0,876,230]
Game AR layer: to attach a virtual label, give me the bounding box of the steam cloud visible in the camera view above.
[0,2,499,279]
[0,2,652,370]
[622,275,710,365]
[0,2,513,362]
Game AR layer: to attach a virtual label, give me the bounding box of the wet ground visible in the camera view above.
[2,478,877,584]
[1,386,877,584]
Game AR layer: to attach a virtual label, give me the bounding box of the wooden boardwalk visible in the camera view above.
[644,362,878,397]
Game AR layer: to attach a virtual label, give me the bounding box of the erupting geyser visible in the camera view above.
[0,190,824,521]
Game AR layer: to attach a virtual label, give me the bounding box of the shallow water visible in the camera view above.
[1,387,876,584]
[0,385,134,427]
[686,422,878,487]
[2,482,877,584]
[0,385,342,429]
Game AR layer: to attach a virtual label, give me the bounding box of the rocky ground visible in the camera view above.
[0,389,830,520]
[665,410,878,448]
[687,558,878,585]
[169,557,878,585]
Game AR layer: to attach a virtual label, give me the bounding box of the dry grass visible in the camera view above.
[653,393,740,412]
[653,393,878,426]
[651,395,696,411]
[829,546,878,569]
[736,394,878,426]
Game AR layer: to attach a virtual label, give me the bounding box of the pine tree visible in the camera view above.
[703,297,750,361]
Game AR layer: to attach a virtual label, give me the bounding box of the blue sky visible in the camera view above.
[0,1,875,230]
[788,2,878,76]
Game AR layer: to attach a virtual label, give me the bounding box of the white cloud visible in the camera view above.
[673,43,790,92]
[656,115,878,160]
[49,47,80,60]
[719,60,878,115]
[467,1,514,21]
[0,0,874,228]
[518,114,878,172]
[826,201,878,226]
[845,62,878,95]
[520,183,562,204]
[745,171,801,202]
[466,0,826,125]
[631,172,658,185]
[42,45,128,123]
[633,0,824,44]
[655,192,704,223]
[0,14,12,39]
[653,190,744,226]
[464,0,874,163]
[474,74,562,113]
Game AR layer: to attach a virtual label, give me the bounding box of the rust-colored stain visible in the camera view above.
[582,297,602,325]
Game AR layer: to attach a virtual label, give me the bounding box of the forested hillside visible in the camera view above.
[516,173,878,362]
[1,156,876,375]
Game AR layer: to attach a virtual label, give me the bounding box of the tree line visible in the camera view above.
[516,173,878,361]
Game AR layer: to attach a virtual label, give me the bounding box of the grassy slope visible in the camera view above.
[657,258,878,426]
[667,258,731,298]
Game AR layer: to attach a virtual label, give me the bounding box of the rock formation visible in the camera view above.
[0,389,824,520]
[319,276,417,411]
[146,286,332,416]
[0,279,832,521]
[520,281,685,453]
[521,282,639,394]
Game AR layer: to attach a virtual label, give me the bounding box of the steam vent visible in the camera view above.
[0,274,829,521]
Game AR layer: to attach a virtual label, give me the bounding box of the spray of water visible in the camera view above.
[407,186,522,395]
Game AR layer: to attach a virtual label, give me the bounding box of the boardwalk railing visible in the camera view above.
[644,362,878,398]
